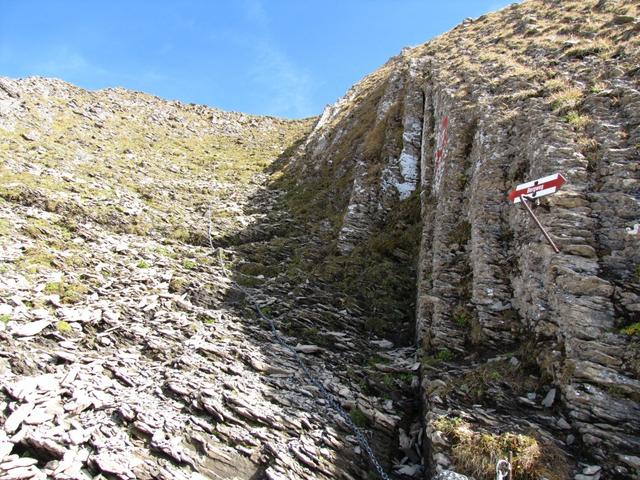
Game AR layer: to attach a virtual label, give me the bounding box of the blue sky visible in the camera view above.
[0,1,511,118]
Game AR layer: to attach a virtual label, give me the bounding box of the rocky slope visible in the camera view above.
[1,0,640,480]
[0,78,424,480]
[280,0,640,478]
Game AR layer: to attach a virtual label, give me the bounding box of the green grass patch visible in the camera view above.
[453,306,471,327]
[198,313,217,324]
[563,110,590,128]
[170,227,191,243]
[56,320,73,333]
[236,275,263,287]
[153,246,177,259]
[0,218,11,236]
[589,81,607,94]
[17,246,56,273]
[437,348,455,362]
[44,279,88,304]
[182,259,197,270]
[454,359,540,403]
[349,408,369,428]
[168,276,188,293]
[621,322,640,336]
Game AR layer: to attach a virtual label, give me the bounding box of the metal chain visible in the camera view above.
[207,206,391,480]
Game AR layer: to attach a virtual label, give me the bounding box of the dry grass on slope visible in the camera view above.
[434,416,570,480]
[409,0,639,106]
[0,78,314,245]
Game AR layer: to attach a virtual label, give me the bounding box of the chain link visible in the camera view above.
[207,207,391,480]
[496,459,511,480]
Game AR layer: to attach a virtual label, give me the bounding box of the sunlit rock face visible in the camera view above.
[294,0,640,477]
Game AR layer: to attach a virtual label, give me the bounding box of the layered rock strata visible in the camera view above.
[293,0,639,477]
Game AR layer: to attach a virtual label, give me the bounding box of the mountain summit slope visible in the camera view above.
[1,0,640,479]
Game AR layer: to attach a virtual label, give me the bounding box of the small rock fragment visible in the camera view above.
[11,320,50,337]
[541,388,556,408]
[294,344,321,354]
[4,404,34,434]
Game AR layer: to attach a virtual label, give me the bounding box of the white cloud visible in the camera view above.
[238,0,314,118]
[29,45,167,90]
[34,45,107,80]
[250,40,313,118]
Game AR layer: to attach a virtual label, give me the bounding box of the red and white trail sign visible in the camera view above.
[508,173,567,203]
[508,172,567,254]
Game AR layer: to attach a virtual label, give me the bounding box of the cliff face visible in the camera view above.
[288,0,640,477]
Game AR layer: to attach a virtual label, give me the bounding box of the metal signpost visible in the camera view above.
[508,173,567,253]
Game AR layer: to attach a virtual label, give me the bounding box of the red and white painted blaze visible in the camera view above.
[508,173,567,203]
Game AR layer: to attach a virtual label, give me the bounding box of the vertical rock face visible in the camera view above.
[293,0,640,476]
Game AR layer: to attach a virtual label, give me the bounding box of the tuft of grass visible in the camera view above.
[457,173,470,190]
[198,313,217,325]
[43,281,63,294]
[168,276,188,293]
[56,320,73,334]
[349,408,369,428]
[454,359,539,403]
[543,78,569,94]
[0,314,11,324]
[170,227,191,243]
[549,87,583,112]
[589,81,607,94]
[621,322,640,336]
[434,416,569,480]
[44,279,88,304]
[182,259,197,270]
[136,259,151,269]
[437,348,455,362]
[565,39,613,59]
[153,246,177,259]
[17,246,56,273]
[563,110,590,128]
[236,275,262,287]
[0,218,11,236]
[453,306,471,327]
